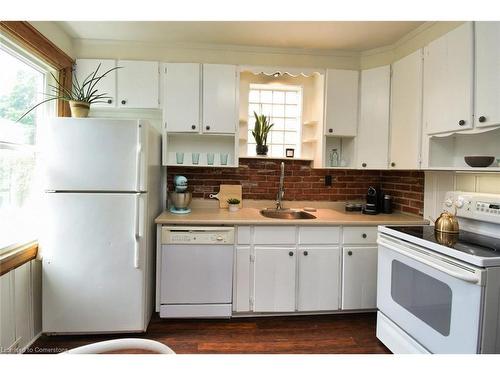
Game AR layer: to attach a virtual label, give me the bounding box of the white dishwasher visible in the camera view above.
[159,226,234,318]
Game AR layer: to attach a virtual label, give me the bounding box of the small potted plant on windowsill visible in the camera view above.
[227,198,241,212]
[252,111,274,156]
[18,63,121,121]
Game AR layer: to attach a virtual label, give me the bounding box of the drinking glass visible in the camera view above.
[192,152,200,165]
[220,153,228,165]
[176,152,184,164]
[206,153,215,165]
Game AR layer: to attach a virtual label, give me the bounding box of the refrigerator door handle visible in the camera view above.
[134,193,144,269]
[135,143,143,192]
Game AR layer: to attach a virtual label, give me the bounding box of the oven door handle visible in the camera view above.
[378,237,482,285]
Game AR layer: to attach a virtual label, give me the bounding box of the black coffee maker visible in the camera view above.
[363,186,383,215]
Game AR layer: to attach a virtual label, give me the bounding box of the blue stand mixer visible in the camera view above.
[169,175,192,214]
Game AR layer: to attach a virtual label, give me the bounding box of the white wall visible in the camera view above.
[424,171,500,222]
[30,21,466,71]
[29,21,74,58]
[73,39,360,69]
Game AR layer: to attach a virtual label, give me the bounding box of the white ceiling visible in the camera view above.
[56,21,425,52]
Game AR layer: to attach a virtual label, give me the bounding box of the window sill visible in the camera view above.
[0,241,38,276]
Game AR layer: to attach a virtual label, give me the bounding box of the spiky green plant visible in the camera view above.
[227,198,241,205]
[17,63,121,122]
[251,111,274,146]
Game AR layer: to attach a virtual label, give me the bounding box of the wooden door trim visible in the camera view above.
[0,21,74,116]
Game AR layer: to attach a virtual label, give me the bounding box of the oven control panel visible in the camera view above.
[161,226,235,244]
[444,191,500,224]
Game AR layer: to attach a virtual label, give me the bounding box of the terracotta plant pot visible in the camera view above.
[256,144,268,156]
[69,101,90,118]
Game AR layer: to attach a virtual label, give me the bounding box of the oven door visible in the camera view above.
[377,233,486,353]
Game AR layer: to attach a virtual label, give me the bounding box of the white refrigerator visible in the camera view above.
[39,118,161,334]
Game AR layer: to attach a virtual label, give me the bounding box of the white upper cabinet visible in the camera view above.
[164,63,200,133]
[475,22,500,129]
[117,60,160,109]
[75,59,160,109]
[163,63,237,134]
[202,64,238,134]
[74,59,117,107]
[357,65,391,169]
[297,246,340,311]
[324,69,359,136]
[389,49,423,169]
[423,22,474,134]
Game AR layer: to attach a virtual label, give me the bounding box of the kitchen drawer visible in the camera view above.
[253,226,296,245]
[342,226,378,244]
[298,226,340,244]
[237,226,251,244]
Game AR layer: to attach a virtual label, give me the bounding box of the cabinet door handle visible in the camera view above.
[479,116,486,123]
[328,128,333,133]
[121,100,127,105]
[390,162,396,167]
[107,99,112,104]
[347,251,353,256]
[288,251,294,257]
[303,250,308,256]
[458,119,466,126]
[191,125,196,130]
[362,163,367,168]
[206,125,211,131]
[362,233,367,239]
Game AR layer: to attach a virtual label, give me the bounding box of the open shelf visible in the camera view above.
[427,127,500,170]
[163,133,238,167]
[324,136,355,168]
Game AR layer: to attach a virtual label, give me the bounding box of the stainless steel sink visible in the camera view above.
[260,209,316,220]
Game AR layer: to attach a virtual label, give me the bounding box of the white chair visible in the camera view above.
[62,338,175,354]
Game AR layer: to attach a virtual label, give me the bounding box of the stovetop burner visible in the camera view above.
[387,226,500,258]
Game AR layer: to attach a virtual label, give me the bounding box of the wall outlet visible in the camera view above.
[325,175,333,186]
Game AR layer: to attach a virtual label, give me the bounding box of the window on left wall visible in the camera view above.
[0,42,53,252]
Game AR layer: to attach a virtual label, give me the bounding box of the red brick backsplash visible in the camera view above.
[167,158,424,216]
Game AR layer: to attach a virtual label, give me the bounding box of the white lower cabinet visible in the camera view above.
[234,225,378,315]
[342,246,378,310]
[253,247,296,312]
[234,246,251,312]
[297,246,340,311]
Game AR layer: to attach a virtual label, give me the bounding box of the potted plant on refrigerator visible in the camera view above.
[227,198,241,212]
[18,63,121,121]
[252,111,274,156]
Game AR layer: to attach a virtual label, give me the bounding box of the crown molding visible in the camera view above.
[73,38,362,58]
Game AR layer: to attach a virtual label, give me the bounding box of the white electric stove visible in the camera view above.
[376,191,500,354]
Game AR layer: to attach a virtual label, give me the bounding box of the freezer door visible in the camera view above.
[41,193,147,333]
[40,118,146,191]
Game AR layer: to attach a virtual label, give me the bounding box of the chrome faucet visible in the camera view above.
[276,162,285,210]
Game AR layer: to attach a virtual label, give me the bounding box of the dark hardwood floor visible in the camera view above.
[28,312,391,354]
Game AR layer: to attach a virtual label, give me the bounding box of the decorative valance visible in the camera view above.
[239,65,325,77]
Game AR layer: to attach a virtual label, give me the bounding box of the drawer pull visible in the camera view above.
[362,233,367,239]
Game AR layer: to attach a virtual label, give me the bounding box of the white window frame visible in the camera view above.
[247,83,303,158]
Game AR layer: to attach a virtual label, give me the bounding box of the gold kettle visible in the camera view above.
[434,210,459,234]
